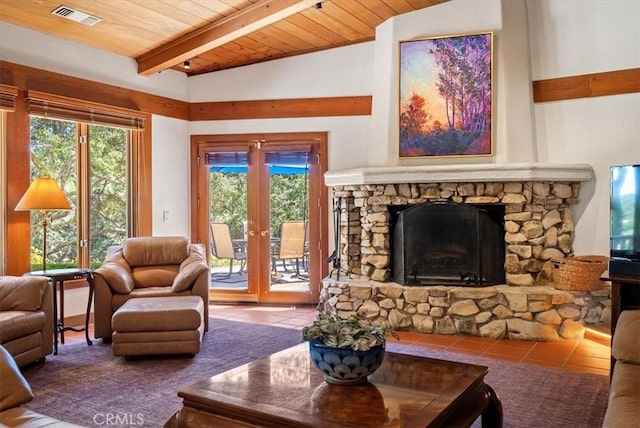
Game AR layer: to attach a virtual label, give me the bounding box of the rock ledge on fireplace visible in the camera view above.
[320,277,609,342]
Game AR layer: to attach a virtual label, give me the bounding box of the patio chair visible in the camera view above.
[272,220,308,278]
[210,222,246,278]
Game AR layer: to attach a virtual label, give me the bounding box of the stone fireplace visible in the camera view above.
[320,163,611,341]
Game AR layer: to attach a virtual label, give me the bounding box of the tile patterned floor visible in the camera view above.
[64,303,611,377]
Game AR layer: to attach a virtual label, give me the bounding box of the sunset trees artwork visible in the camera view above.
[399,33,493,157]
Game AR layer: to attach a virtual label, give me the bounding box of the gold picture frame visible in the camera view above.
[399,32,494,158]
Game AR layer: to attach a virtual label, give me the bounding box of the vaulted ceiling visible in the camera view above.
[0,0,448,76]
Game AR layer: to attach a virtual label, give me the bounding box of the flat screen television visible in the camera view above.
[610,164,640,276]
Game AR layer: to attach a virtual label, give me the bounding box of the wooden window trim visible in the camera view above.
[27,90,145,130]
[0,84,18,112]
[129,126,152,236]
[3,68,155,275]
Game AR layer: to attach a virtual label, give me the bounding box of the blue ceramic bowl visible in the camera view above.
[308,341,385,385]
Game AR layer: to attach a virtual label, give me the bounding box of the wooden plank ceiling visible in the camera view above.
[0,0,447,76]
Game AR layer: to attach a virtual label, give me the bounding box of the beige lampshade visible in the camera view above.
[15,177,72,211]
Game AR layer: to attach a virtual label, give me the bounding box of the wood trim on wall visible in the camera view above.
[3,60,636,117]
[533,68,640,103]
[0,84,18,112]
[27,90,147,129]
[5,95,32,275]
[134,122,153,236]
[0,113,6,274]
[1,61,371,121]
[189,96,372,120]
[0,61,189,120]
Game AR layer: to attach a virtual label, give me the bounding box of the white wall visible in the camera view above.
[368,0,539,166]
[152,115,191,236]
[527,0,640,255]
[189,42,375,101]
[188,1,538,169]
[189,116,370,172]
[188,42,375,172]
[527,0,640,79]
[0,22,189,101]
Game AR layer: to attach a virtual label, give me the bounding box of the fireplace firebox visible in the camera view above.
[391,203,505,286]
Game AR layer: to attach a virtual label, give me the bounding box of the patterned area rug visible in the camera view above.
[21,320,609,427]
[386,343,609,428]
[22,319,302,427]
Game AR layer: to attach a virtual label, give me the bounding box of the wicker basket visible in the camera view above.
[551,255,609,291]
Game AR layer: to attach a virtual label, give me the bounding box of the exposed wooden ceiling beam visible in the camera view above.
[136,0,319,76]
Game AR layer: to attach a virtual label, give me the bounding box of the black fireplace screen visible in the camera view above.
[391,203,505,286]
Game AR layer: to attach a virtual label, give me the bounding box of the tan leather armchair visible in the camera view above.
[93,236,210,340]
[0,276,53,367]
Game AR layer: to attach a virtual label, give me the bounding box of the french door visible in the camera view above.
[191,132,328,304]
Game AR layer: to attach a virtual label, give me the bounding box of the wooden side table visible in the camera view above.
[24,268,94,355]
[601,271,640,335]
[600,270,640,377]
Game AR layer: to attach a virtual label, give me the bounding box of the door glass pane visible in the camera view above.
[29,117,78,269]
[208,152,248,289]
[268,152,310,292]
[89,125,128,268]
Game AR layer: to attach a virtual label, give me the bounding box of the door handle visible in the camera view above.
[248,230,256,237]
[260,230,269,237]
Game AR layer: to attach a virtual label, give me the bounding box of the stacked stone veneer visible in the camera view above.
[332,181,580,285]
[323,179,611,340]
[320,279,611,341]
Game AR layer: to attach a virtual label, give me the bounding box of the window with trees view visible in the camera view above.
[29,116,128,270]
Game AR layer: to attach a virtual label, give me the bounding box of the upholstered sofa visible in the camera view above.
[0,276,53,367]
[0,344,83,427]
[602,309,640,427]
[93,236,210,340]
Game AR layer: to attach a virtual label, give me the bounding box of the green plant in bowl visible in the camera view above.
[302,313,398,351]
[302,313,399,384]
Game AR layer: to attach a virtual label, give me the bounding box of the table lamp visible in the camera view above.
[15,177,72,271]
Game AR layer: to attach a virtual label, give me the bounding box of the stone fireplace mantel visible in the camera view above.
[325,162,594,186]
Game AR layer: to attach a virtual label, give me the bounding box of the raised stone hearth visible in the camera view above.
[322,163,610,340]
[320,278,610,341]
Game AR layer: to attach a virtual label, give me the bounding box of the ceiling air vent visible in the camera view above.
[51,5,102,27]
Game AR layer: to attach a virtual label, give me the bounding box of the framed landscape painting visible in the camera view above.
[399,32,493,158]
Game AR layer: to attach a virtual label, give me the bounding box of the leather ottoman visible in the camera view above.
[111,296,204,357]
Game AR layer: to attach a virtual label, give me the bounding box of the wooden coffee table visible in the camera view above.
[167,343,502,427]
